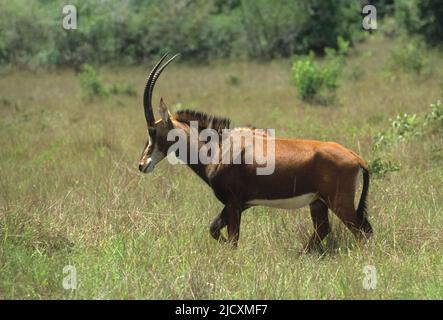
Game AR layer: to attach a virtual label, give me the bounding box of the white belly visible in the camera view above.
[247,193,318,210]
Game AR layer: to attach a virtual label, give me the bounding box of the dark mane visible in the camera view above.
[173,109,231,132]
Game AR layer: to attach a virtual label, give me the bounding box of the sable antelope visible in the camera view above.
[138,53,373,252]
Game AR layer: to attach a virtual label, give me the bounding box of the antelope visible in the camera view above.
[138,53,373,252]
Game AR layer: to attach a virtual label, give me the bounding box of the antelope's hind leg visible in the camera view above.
[326,168,373,241]
[334,204,373,240]
[330,194,372,240]
[303,199,330,253]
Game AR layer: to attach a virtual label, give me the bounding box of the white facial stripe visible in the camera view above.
[247,193,317,210]
[149,147,162,164]
[147,130,153,148]
[145,146,165,172]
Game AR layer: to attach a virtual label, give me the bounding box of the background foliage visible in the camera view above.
[1,0,442,68]
[0,0,363,67]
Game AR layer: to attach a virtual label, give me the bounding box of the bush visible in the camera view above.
[322,47,344,90]
[239,0,360,59]
[375,101,443,148]
[297,1,360,53]
[390,43,425,74]
[375,113,423,147]
[291,48,343,102]
[292,55,322,100]
[428,100,443,124]
[370,0,395,18]
[79,64,138,100]
[390,113,422,139]
[337,36,350,56]
[426,101,443,133]
[226,75,241,86]
[239,0,307,59]
[110,83,137,96]
[395,0,443,46]
[395,0,422,36]
[0,1,54,66]
[368,158,400,178]
[79,64,109,100]
[416,0,443,46]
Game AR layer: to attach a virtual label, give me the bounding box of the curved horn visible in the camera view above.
[147,53,181,119]
[143,53,169,126]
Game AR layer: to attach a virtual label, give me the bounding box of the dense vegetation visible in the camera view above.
[2,0,441,68]
[0,0,363,66]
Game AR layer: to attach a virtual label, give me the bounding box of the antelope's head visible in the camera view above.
[138,53,180,173]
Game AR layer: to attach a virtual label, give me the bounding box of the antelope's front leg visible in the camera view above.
[210,207,228,243]
[225,200,242,247]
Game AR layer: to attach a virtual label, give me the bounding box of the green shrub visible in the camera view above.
[390,113,422,139]
[79,64,138,99]
[426,100,443,133]
[416,0,443,46]
[368,158,400,178]
[337,36,350,56]
[291,55,322,100]
[226,75,241,86]
[322,57,342,91]
[395,0,421,36]
[428,100,443,124]
[375,113,422,147]
[79,64,109,100]
[375,101,443,148]
[295,1,360,53]
[395,0,443,46]
[370,0,395,18]
[0,0,53,66]
[291,51,342,102]
[431,147,443,164]
[390,43,425,74]
[239,0,307,59]
[110,83,137,96]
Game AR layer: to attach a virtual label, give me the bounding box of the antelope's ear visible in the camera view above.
[159,98,172,127]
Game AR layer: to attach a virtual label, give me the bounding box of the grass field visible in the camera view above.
[0,35,442,299]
